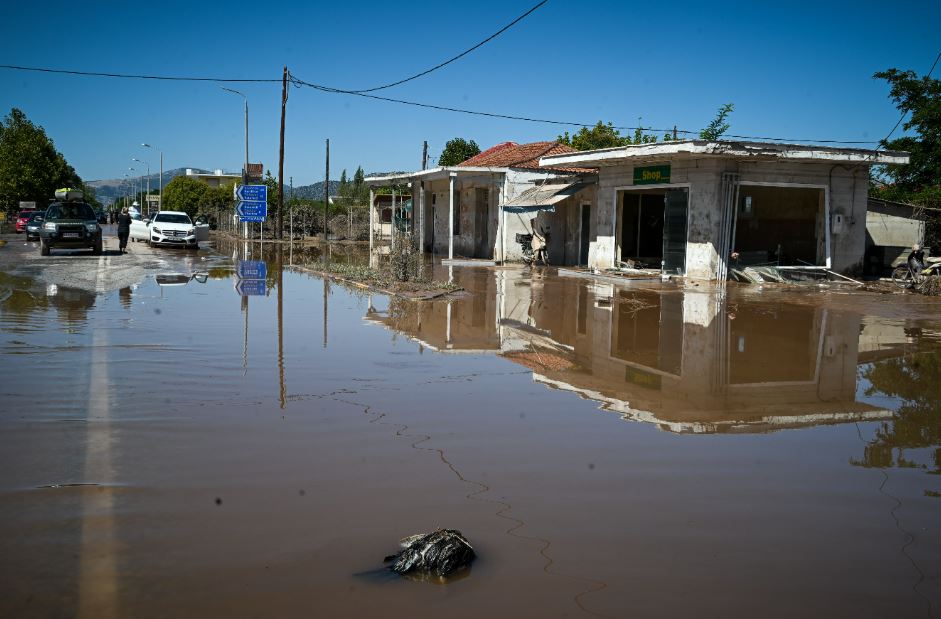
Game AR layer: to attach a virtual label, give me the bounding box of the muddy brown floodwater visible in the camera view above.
[2,236,941,618]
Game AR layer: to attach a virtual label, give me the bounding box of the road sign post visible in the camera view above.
[235,184,268,224]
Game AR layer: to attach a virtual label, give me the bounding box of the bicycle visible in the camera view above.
[891,261,941,290]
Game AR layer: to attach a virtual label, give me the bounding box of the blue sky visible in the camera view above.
[1,0,938,184]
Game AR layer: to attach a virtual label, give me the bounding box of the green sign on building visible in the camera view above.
[633,165,671,185]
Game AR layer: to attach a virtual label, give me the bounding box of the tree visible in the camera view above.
[162,175,208,217]
[699,103,734,140]
[0,108,82,213]
[558,120,665,151]
[870,67,941,243]
[438,138,481,166]
[873,68,940,191]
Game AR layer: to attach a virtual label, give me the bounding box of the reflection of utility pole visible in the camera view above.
[242,294,248,376]
[278,248,285,409]
[323,278,329,348]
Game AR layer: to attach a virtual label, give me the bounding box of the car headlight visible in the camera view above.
[43,222,57,231]
[188,227,196,235]
[152,227,162,234]
[85,223,98,232]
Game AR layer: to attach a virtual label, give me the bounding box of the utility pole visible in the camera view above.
[673,125,678,140]
[323,138,329,243]
[422,140,428,170]
[277,65,288,240]
[290,176,293,241]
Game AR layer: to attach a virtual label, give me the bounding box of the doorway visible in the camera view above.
[474,188,491,259]
[579,203,591,265]
[617,187,688,273]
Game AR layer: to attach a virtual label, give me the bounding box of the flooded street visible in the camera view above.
[1,233,940,618]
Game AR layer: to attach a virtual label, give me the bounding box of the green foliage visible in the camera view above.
[162,175,208,217]
[874,68,941,191]
[699,103,734,140]
[870,67,941,245]
[439,138,481,166]
[0,108,82,213]
[558,120,662,151]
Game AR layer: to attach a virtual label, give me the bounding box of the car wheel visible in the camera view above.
[40,239,50,256]
[93,237,102,255]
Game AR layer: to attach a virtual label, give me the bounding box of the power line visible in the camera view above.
[0,64,280,82]
[0,63,882,145]
[346,0,547,93]
[878,49,941,146]
[291,76,879,144]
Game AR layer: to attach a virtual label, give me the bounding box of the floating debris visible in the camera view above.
[385,529,476,578]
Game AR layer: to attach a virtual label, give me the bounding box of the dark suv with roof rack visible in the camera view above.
[38,202,103,256]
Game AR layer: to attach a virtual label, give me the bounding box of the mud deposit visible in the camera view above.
[1,237,940,618]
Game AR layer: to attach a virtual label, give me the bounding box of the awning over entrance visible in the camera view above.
[503,182,586,213]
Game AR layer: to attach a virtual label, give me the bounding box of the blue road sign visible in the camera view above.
[236,184,267,202]
[235,279,267,296]
[236,200,267,217]
[236,260,267,280]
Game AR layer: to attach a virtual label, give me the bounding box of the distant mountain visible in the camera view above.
[88,168,212,205]
[291,180,340,200]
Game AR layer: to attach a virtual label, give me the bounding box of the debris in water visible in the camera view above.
[384,529,476,578]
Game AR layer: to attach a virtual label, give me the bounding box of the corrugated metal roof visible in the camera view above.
[503,181,587,211]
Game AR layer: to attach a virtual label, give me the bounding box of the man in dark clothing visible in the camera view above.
[116,207,131,253]
[909,243,926,277]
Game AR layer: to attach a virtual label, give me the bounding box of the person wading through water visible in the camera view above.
[117,207,131,254]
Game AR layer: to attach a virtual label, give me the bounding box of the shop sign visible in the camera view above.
[633,165,671,185]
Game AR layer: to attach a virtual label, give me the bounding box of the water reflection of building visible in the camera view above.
[366,269,893,434]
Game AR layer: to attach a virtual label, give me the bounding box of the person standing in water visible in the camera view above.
[116,207,131,254]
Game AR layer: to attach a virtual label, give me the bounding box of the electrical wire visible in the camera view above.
[0,64,280,82]
[878,49,941,146]
[344,0,547,93]
[0,63,883,145]
[291,75,879,144]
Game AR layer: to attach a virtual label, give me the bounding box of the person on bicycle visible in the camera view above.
[909,243,926,277]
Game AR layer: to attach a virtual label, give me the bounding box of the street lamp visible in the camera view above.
[142,143,163,211]
[132,158,150,217]
[221,86,249,239]
[128,167,143,214]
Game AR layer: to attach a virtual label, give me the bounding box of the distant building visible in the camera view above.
[186,168,241,188]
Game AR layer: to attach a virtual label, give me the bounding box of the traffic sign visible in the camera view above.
[235,184,267,202]
[235,279,267,296]
[236,200,266,217]
[236,260,267,280]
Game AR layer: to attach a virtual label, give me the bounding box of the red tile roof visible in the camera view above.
[458,141,586,171]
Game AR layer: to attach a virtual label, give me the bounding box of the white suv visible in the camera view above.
[147,211,198,249]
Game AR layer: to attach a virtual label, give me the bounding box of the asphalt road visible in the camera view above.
[0,226,219,295]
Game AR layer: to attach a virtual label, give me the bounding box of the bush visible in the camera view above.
[388,233,422,282]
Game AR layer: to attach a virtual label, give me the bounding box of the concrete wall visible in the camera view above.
[591,158,871,279]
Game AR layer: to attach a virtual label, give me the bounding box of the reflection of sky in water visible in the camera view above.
[856,369,905,412]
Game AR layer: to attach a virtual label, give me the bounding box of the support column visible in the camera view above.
[418,181,425,253]
[391,188,396,250]
[448,173,455,260]
[368,187,375,253]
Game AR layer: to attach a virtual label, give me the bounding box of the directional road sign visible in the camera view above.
[235,279,267,296]
[236,260,267,280]
[236,200,267,222]
[235,184,267,202]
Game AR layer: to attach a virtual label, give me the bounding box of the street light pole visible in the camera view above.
[132,158,150,217]
[142,144,163,211]
[221,87,249,240]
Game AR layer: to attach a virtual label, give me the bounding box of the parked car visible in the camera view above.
[129,211,149,242]
[15,210,37,233]
[148,211,198,249]
[38,202,102,256]
[25,210,46,241]
[94,208,108,224]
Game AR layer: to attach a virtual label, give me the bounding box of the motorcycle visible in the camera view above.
[516,232,549,266]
